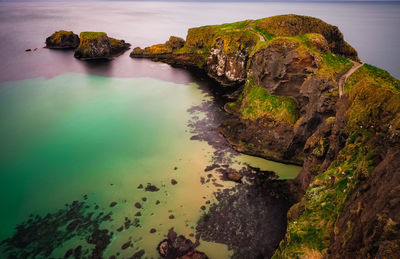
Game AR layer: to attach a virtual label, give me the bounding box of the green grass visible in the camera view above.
[49,30,76,44]
[273,64,400,259]
[230,77,298,125]
[80,32,107,39]
[345,64,400,91]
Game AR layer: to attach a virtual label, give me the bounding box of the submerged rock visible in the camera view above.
[157,228,208,259]
[45,30,80,49]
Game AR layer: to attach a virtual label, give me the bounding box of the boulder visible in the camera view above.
[45,30,80,49]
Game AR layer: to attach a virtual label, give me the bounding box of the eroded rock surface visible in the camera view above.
[45,30,80,49]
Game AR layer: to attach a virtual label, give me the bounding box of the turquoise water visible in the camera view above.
[0,73,300,258]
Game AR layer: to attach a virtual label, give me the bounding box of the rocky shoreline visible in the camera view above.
[130,14,400,258]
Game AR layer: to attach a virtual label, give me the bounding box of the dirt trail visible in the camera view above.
[249,28,266,42]
[338,61,364,97]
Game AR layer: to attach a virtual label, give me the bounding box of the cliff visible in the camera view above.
[131,14,400,258]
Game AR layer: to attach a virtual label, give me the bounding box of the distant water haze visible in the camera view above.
[0,1,399,81]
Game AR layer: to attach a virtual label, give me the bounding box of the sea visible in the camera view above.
[0,1,399,258]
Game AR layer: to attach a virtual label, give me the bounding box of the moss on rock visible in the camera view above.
[45,30,79,49]
[74,32,130,60]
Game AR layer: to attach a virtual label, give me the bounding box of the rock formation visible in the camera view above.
[45,31,130,60]
[131,14,400,258]
[45,30,80,49]
[157,229,208,259]
[74,32,130,60]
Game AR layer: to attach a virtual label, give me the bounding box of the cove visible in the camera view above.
[0,73,301,258]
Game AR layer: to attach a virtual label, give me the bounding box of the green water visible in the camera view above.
[0,73,301,258]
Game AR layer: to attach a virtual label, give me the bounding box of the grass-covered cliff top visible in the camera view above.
[184,14,358,60]
[273,66,400,258]
[80,31,108,39]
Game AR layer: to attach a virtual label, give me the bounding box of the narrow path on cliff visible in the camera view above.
[338,60,364,97]
[249,28,266,42]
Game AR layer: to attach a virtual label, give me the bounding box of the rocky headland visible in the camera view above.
[131,14,400,258]
[45,31,131,60]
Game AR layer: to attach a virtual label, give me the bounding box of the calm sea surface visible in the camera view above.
[0,1,399,258]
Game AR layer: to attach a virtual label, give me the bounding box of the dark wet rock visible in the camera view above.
[64,248,73,258]
[121,241,132,250]
[124,217,132,229]
[145,183,160,192]
[134,202,142,209]
[137,184,143,189]
[74,245,82,258]
[0,200,113,258]
[169,215,175,219]
[130,249,145,259]
[217,168,243,182]
[109,37,131,56]
[109,201,117,207]
[196,167,292,258]
[66,219,80,231]
[157,228,208,259]
[45,30,80,49]
[135,212,142,217]
[132,218,140,228]
[171,179,178,185]
[25,48,31,52]
[86,228,112,258]
[150,228,157,233]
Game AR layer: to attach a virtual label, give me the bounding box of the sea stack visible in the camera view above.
[45,30,80,49]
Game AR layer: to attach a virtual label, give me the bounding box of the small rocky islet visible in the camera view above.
[14,14,400,258]
[45,30,130,60]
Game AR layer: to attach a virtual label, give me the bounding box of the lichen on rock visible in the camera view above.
[74,32,130,60]
[45,30,80,49]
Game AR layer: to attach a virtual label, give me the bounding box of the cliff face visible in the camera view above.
[130,14,400,259]
[275,65,400,258]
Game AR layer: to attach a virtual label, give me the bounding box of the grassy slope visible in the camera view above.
[226,34,351,125]
[273,65,400,258]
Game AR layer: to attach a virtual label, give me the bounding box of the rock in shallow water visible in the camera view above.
[157,228,208,259]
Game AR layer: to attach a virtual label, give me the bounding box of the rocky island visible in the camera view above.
[45,30,80,49]
[131,14,400,258]
[45,30,131,60]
